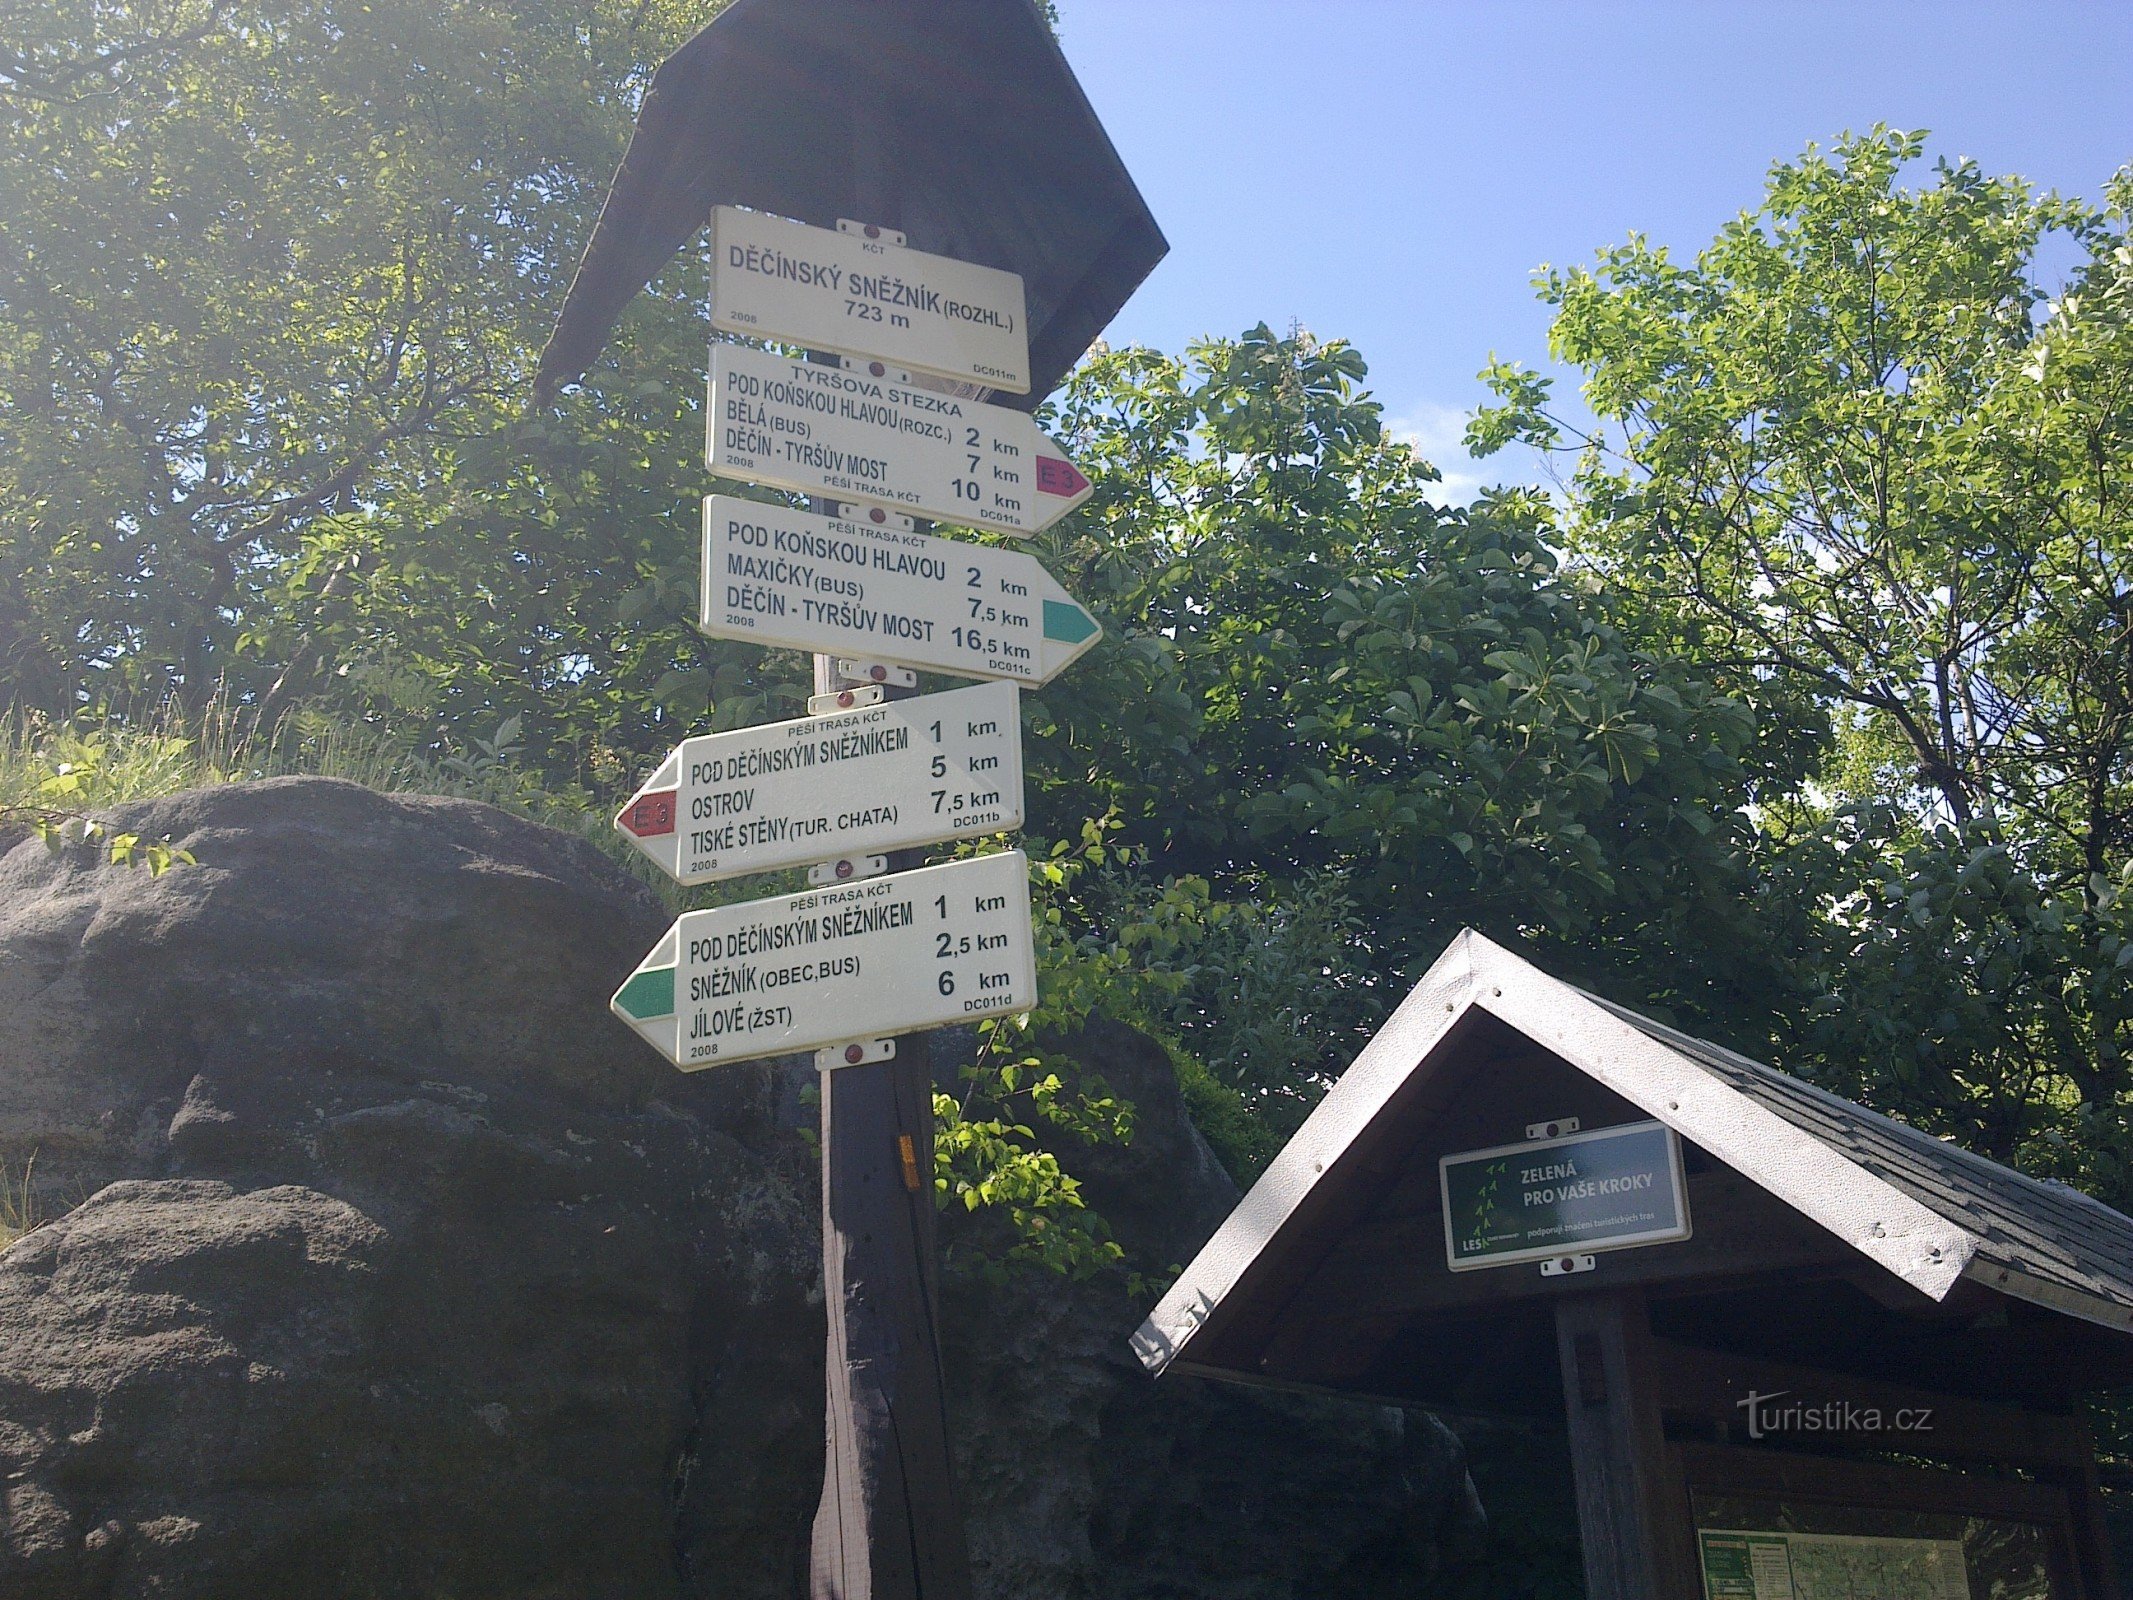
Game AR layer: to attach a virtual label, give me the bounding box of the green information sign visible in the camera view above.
[1699,1531,1791,1598]
[1439,1119,1691,1271]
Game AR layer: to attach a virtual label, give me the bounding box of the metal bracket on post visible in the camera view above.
[834,500,917,533]
[809,683,887,714]
[808,855,890,887]
[833,659,918,689]
[816,1036,897,1071]
[1527,1116,1582,1141]
[836,218,907,247]
[1542,1254,1598,1278]
[836,352,986,403]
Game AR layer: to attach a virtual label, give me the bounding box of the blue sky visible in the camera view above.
[1056,1,2133,499]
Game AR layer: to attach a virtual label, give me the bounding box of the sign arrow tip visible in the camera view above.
[613,964,676,1022]
[1036,453,1089,500]
[617,788,677,839]
[1042,600,1099,646]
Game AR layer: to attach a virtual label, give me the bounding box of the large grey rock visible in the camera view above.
[0,779,819,1600]
[0,778,1480,1597]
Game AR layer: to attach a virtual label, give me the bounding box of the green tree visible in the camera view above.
[1474,128,2133,875]
[0,0,752,755]
[1794,813,2133,1196]
[1033,326,1777,1100]
[1474,129,2133,1196]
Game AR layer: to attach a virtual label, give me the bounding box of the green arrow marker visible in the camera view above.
[1043,599,1098,644]
[700,499,1102,687]
[613,965,675,1021]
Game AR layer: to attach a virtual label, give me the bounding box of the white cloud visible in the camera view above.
[1385,400,1545,507]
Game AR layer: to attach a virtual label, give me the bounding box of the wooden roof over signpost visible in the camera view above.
[533,0,1167,405]
[1132,929,2133,1413]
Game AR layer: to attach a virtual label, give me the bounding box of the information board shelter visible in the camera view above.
[1134,931,2133,1600]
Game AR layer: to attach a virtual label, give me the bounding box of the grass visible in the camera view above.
[2,700,415,815]
[0,1151,37,1251]
[0,699,776,912]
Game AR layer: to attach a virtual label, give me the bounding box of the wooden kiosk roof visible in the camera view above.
[1131,929,2133,1414]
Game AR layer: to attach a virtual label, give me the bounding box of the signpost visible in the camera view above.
[711,207,1030,393]
[1439,1119,1691,1272]
[546,9,1166,1593]
[609,849,1037,1069]
[614,680,1024,885]
[706,343,1092,535]
[700,496,1100,684]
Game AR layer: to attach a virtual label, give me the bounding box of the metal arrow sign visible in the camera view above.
[700,497,1101,685]
[610,850,1037,1069]
[615,680,1024,885]
[707,344,1091,536]
[712,208,1029,394]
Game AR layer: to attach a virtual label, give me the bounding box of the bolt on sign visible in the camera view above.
[711,208,1030,393]
[1438,1120,1691,1271]
[706,343,1091,536]
[615,680,1024,885]
[700,497,1100,685]
[610,849,1037,1069]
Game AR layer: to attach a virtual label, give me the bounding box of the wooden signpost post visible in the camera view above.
[608,287,1089,1599]
[541,7,1165,1595]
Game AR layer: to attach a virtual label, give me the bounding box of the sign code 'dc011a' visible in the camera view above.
[706,343,1090,536]
[1438,1119,1691,1271]
[610,849,1037,1069]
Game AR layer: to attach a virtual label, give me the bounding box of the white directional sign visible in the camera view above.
[701,497,1101,685]
[615,681,1024,885]
[706,343,1092,537]
[611,850,1038,1069]
[711,207,1030,394]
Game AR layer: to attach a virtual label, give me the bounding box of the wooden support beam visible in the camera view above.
[1554,1289,1696,1600]
[2045,1416,2125,1600]
[1647,1336,2093,1471]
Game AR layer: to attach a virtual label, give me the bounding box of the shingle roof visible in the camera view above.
[1133,929,2133,1378]
[1585,991,2133,1334]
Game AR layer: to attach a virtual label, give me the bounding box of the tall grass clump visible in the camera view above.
[0,698,755,910]
[0,1151,38,1251]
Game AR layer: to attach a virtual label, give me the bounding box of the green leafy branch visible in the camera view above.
[4,760,194,876]
[934,1015,1134,1284]
[931,820,1162,1285]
